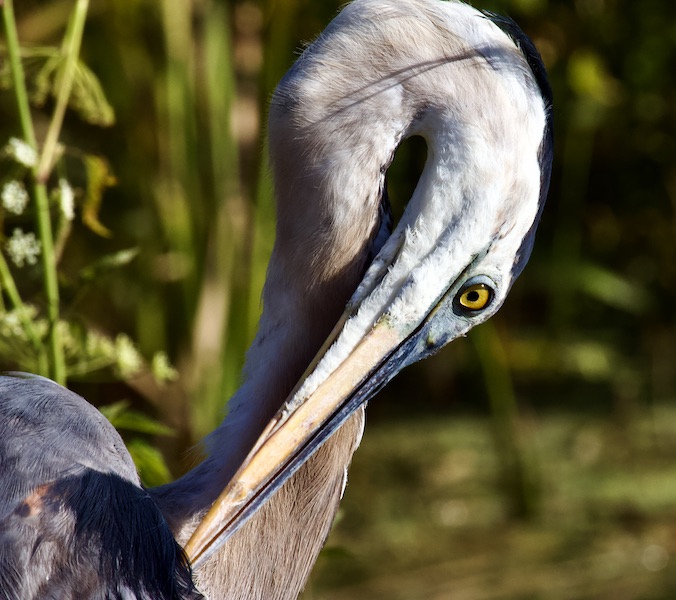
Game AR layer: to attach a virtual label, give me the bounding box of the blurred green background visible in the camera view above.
[2,0,676,598]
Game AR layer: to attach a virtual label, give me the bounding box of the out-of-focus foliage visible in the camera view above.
[304,410,676,599]
[1,0,675,597]
[7,46,116,126]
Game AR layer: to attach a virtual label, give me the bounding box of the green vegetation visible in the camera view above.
[1,0,675,597]
[304,410,676,598]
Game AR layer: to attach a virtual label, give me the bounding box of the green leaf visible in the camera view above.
[22,47,115,126]
[69,59,115,127]
[577,262,652,314]
[81,154,116,238]
[98,399,129,423]
[567,50,621,107]
[79,247,139,282]
[100,400,175,437]
[127,438,173,487]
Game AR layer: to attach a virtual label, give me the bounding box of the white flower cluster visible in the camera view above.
[1,308,29,338]
[152,351,178,383]
[0,305,45,341]
[4,137,37,168]
[86,330,116,358]
[5,228,41,267]
[83,332,146,379]
[115,334,144,377]
[1,180,29,215]
[58,178,75,221]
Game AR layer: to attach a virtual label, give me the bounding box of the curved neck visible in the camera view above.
[153,1,546,598]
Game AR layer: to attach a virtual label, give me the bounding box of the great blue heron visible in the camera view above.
[0,0,553,598]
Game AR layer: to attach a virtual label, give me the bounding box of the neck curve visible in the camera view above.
[153,1,547,598]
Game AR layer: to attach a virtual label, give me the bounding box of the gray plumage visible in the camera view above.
[0,374,201,599]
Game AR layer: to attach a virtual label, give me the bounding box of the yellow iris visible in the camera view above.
[458,283,492,311]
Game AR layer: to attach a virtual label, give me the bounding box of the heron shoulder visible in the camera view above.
[0,374,202,599]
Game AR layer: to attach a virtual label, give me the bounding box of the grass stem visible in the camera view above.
[35,0,89,184]
[1,0,38,148]
[0,0,90,383]
[1,0,50,375]
[0,252,49,373]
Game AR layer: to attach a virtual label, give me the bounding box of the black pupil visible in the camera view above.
[466,290,480,303]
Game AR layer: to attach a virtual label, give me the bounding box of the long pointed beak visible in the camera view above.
[185,258,488,569]
[183,273,477,568]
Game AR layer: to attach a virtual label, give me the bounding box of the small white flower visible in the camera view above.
[5,137,37,167]
[1,180,29,215]
[0,311,24,338]
[5,228,41,267]
[58,178,75,221]
[115,334,143,377]
[0,305,39,340]
[86,331,116,358]
[152,351,178,383]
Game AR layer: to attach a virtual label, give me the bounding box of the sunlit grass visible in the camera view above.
[304,408,676,599]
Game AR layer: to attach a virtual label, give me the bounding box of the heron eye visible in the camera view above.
[457,283,492,311]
